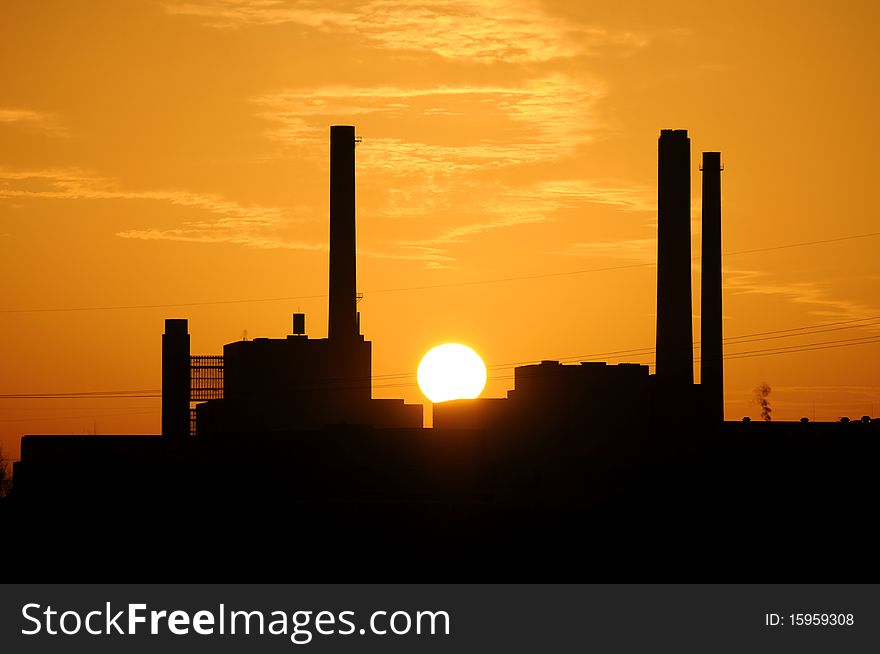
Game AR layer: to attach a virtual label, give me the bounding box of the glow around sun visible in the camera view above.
[417,343,487,404]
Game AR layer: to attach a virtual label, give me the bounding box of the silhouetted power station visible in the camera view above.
[435,129,723,430]
[165,126,724,437]
[7,126,878,582]
[162,126,420,438]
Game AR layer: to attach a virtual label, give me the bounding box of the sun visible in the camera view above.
[417,343,487,403]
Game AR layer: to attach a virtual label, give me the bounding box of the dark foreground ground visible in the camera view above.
[4,419,878,582]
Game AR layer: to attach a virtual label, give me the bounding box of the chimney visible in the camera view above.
[292,312,306,336]
[701,152,724,421]
[655,129,694,386]
[328,125,359,343]
[162,318,190,439]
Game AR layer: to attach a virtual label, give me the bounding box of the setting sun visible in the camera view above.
[417,344,487,404]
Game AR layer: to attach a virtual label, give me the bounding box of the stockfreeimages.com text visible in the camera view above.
[22,603,450,645]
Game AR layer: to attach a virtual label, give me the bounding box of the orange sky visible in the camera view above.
[2,0,879,460]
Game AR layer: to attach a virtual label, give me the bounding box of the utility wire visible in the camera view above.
[717,335,880,360]
[2,317,879,399]
[0,410,157,422]
[381,336,880,391]
[0,405,160,411]
[3,334,877,398]
[0,393,161,399]
[2,231,879,315]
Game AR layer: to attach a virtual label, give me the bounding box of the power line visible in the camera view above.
[709,320,880,348]
[719,335,880,360]
[720,231,880,256]
[0,392,160,399]
[722,314,880,340]
[0,410,157,423]
[2,316,879,398]
[0,331,875,402]
[376,334,880,391]
[478,316,880,373]
[0,295,328,315]
[0,405,160,411]
[3,231,879,315]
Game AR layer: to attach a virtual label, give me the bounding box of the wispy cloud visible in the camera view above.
[360,245,455,268]
[536,180,655,212]
[199,0,656,265]
[119,228,453,265]
[0,108,67,136]
[724,266,880,323]
[254,75,603,159]
[0,168,284,228]
[0,168,322,252]
[404,180,652,245]
[0,168,451,263]
[252,77,643,262]
[400,210,545,248]
[116,229,326,251]
[0,109,45,123]
[564,237,657,263]
[1,3,655,267]
[165,0,647,63]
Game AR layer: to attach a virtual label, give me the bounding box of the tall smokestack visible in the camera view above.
[328,125,358,342]
[701,152,724,421]
[655,129,694,386]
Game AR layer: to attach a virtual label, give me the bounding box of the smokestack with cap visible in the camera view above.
[328,125,359,342]
[701,151,724,421]
[655,129,694,386]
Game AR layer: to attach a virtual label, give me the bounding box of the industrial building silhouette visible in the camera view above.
[161,127,720,438]
[163,126,421,439]
[5,126,878,581]
[434,130,722,431]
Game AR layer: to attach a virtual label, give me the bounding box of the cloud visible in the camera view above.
[251,77,641,261]
[0,168,319,252]
[254,75,603,158]
[406,179,652,244]
[214,2,655,265]
[2,3,654,267]
[0,168,284,228]
[0,108,67,136]
[400,211,545,248]
[116,228,326,251]
[118,228,453,265]
[0,109,45,123]
[360,245,455,268]
[724,266,880,323]
[0,168,452,263]
[536,180,655,212]
[165,0,648,63]
[564,237,657,263]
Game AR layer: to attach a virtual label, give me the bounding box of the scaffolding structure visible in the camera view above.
[190,355,224,436]
[190,355,224,401]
